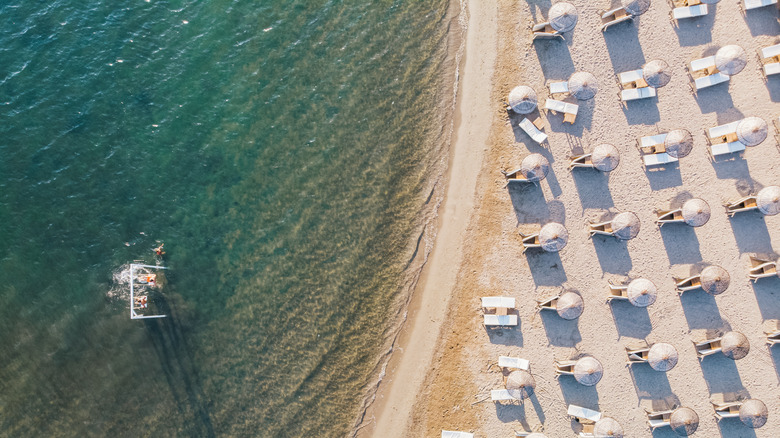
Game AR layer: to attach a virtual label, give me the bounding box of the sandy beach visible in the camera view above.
[368,0,780,437]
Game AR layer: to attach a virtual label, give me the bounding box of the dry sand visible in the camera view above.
[376,0,780,437]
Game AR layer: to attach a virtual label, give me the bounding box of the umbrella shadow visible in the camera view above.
[602,21,645,75]
[610,300,653,340]
[659,225,703,266]
[572,169,615,210]
[751,278,780,321]
[699,354,745,395]
[590,236,633,275]
[717,420,757,438]
[495,391,546,427]
[621,97,661,126]
[539,309,582,347]
[711,152,751,180]
[508,182,549,225]
[679,288,724,330]
[527,250,568,286]
[534,36,575,81]
[524,0,552,22]
[558,376,600,417]
[484,318,524,347]
[693,83,734,115]
[727,213,774,254]
[743,8,780,37]
[671,10,714,47]
[771,347,780,384]
[628,363,674,402]
[766,75,780,102]
[644,164,683,191]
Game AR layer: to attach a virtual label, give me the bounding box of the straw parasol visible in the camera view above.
[627,278,657,307]
[508,86,538,114]
[593,417,623,438]
[612,212,641,240]
[539,222,569,252]
[549,2,579,33]
[664,129,693,158]
[643,59,671,88]
[556,292,584,320]
[670,407,699,436]
[739,399,768,429]
[568,72,599,100]
[736,117,767,146]
[757,186,780,216]
[648,343,678,372]
[681,198,711,227]
[722,331,750,360]
[700,265,730,295]
[573,356,603,386]
[715,45,747,76]
[520,153,550,182]
[506,370,536,400]
[592,144,620,172]
[622,0,651,16]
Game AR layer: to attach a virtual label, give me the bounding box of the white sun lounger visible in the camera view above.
[544,99,578,115]
[498,356,530,370]
[643,153,677,166]
[549,81,569,95]
[601,7,633,32]
[568,404,602,422]
[765,63,780,76]
[711,142,746,156]
[519,118,548,144]
[491,389,516,402]
[761,44,780,77]
[484,314,518,326]
[618,69,644,85]
[621,87,656,101]
[640,133,668,148]
[713,401,742,420]
[482,297,516,309]
[647,410,673,429]
[695,72,730,90]
[762,44,780,60]
[691,56,716,73]
[708,121,740,141]
[442,431,474,438]
[745,0,778,10]
[673,5,708,20]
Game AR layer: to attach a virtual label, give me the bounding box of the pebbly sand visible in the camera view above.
[370,0,780,437]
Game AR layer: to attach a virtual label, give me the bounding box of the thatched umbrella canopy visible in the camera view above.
[701,265,730,295]
[648,343,678,372]
[627,278,657,307]
[682,198,711,227]
[643,59,671,88]
[670,407,699,436]
[722,331,750,360]
[592,143,620,172]
[539,222,569,252]
[612,212,641,240]
[739,399,768,429]
[664,129,694,158]
[549,2,579,33]
[593,417,624,438]
[573,356,603,386]
[557,292,584,320]
[520,153,550,182]
[506,370,536,400]
[622,0,651,16]
[568,72,599,100]
[508,86,538,115]
[736,117,768,146]
[757,186,780,216]
[715,45,747,76]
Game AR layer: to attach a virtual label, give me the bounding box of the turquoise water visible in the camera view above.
[0,1,456,436]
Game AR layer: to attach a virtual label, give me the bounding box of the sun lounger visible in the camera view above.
[760,44,780,77]
[712,401,742,420]
[621,87,656,101]
[749,256,778,281]
[549,81,569,95]
[695,72,730,90]
[484,314,518,326]
[766,323,780,345]
[674,274,703,292]
[725,195,759,216]
[601,7,633,32]
[519,118,548,144]
[568,404,602,423]
[442,430,474,438]
[765,63,780,76]
[554,360,576,376]
[690,56,716,74]
[532,21,564,40]
[644,153,677,166]
[618,69,645,88]
[499,356,530,370]
[607,281,629,301]
[707,121,740,144]
[694,338,723,358]
[711,141,746,157]
[689,56,730,90]
[626,345,650,363]
[744,0,778,10]
[672,5,708,20]
[491,389,516,402]
[637,133,678,166]
[646,409,673,429]
[482,296,516,309]
[544,99,578,123]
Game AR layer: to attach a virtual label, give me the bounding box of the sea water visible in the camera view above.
[0,0,458,436]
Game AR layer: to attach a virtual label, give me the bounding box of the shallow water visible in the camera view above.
[0,0,454,436]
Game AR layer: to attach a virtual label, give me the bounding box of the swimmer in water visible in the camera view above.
[153,243,165,257]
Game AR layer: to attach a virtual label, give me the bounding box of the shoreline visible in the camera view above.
[357,0,498,436]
